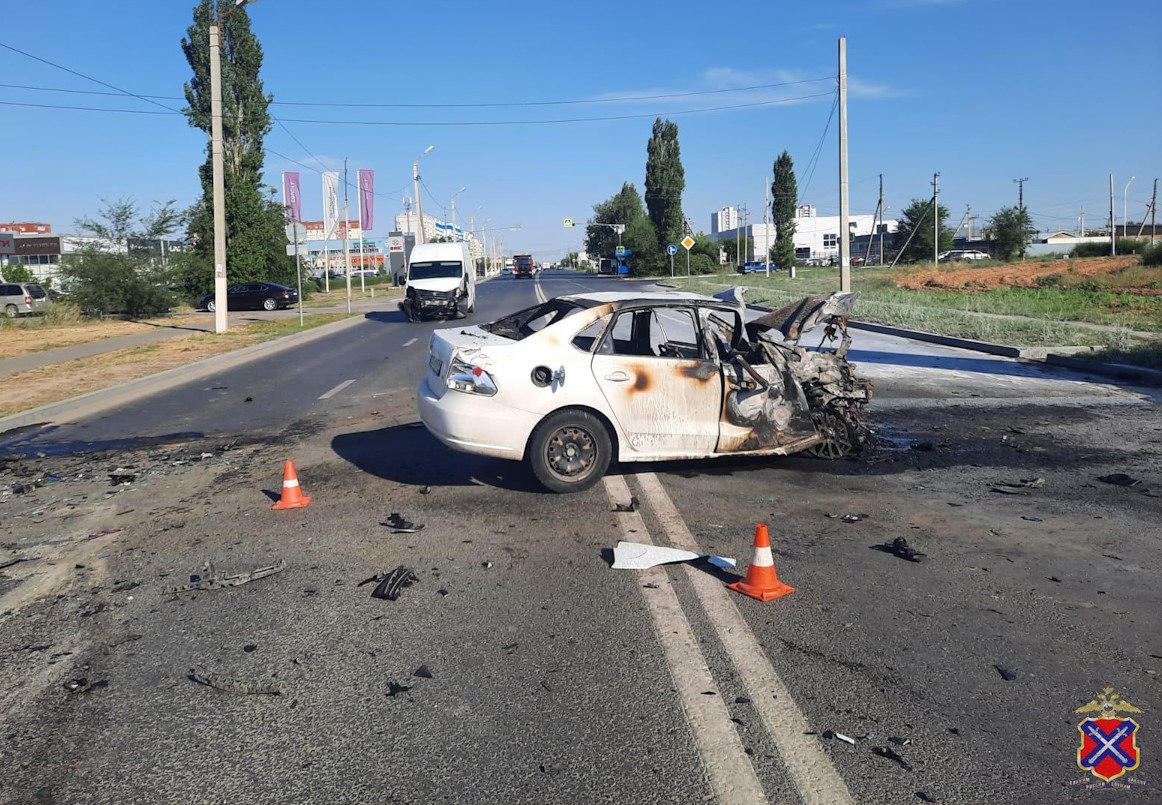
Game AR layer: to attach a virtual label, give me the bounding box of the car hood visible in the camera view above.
[747,291,860,342]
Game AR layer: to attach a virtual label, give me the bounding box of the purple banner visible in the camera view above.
[358,169,374,231]
[282,172,301,222]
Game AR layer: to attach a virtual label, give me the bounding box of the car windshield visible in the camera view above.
[481,299,585,340]
[410,260,463,280]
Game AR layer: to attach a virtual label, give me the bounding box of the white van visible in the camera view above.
[400,242,476,322]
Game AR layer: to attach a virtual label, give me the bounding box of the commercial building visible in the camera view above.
[708,203,897,265]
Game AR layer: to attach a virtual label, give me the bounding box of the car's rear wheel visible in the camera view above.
[527,409,612,493]
[4,304,18,318]
[262,298,277,311]
[806,407,861,459]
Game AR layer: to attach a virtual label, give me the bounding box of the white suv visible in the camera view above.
[938,249,990,261]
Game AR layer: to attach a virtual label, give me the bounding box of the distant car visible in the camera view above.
[938,249,990,261]
[0,282,51,317]
[738,262,777,274]
[199,282,299,312]
[349,269,378,278]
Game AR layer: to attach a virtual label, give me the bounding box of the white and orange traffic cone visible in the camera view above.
[272,460,312,510]
[727,524,794,601]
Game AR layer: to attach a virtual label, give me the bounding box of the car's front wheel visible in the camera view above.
[206,299,217,313]
[262,298,278,311]
[527,409,612,493]
[806,407,862,459]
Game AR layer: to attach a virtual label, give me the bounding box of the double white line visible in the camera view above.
[604,473,854,805]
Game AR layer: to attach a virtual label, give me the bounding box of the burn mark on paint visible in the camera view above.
[680,361,718,383]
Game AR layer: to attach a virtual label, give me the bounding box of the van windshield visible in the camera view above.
[409,261,463,280]
[27,285,46,299]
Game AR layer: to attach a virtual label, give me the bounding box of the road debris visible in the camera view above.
[611,541,736,571]
[86,527,123,540]
[871,744,914,771]
[63,678,93,694]
[916,792,938,803]
[0,556,31,571]
[889,736,912,746]
[418,485,431,495]
[871,537,926,563]
[1021,516,1043,522]
[368,566,418,601]
[386,679,411,697]
[841,513,869,523]
[383,513,424,533]
[822,730,857,745]
[1098,473,1141,487]
[414,665,433,679]
[109,468,136,485]
[189,666,283,695]
[165,560,286,595]
[995,664,1019,681]
[990,477,1046,495]
[611,496,639,513]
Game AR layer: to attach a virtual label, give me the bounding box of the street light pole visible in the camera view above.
[450,186,467,242]
[1123,176,1135,243]
[209,0,253,335]
[413,145,435,244]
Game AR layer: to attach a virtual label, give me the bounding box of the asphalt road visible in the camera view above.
[1,270,1159,804]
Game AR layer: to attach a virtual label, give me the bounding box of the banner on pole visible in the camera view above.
[282,172,301,223]
[322,172,340,238]
[358,169,374,231]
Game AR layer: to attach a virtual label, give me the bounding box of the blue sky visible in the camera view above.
[1,0,1158,260]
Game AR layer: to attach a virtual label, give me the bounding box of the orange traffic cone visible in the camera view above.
[272,460,312,510]
[727,524,794,601]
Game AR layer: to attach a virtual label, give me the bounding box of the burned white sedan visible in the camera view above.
[418,289,872,492]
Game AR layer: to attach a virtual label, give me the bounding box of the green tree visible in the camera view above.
[720,235,754,266]
[181,1,293,285]
[771,151,798,269]
[644,118,686,250]
[987,206,1035,261]
[894,198,954,263]
[585,183,656,265]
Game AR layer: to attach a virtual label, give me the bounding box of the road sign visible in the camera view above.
[0,233,14,256]
[285,222,307,243]
[681,235,695,251]
[563,217,575,228]
[285,243,309,257]
[666,244,678,256]
[615,245,626,258]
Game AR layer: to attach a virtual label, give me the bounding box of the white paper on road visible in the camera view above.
[611,541,736,571]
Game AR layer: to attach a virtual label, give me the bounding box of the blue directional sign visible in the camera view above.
[666,244,678,256]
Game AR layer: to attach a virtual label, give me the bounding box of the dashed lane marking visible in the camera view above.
[318,379,356,400]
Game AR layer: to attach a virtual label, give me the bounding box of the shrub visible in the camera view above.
[1142,243,1162,267]
[60,249,174,317]
[1073,239,1148,258]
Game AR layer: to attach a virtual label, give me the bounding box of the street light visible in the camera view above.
[210,0,256,334]
[449,186,467,242]
[412,145,435,243]
[1123,176,1135,241]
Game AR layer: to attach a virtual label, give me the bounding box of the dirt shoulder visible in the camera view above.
[894,256,1149,292]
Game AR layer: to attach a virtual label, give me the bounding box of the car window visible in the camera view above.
[26,285,46,299]
[481,299,585,340]
[0,284,17,295]
[702,309,739,360]
[228,284,245,293]
[571,314,611,353]
[601,307,704,359]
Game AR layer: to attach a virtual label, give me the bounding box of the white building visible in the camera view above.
[393,212,481,259]
[710,206,739,235]
[709,204,897,264]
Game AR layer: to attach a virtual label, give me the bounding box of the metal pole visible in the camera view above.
[209,22,228,334]
[1123,176,1135,245]
[838,36,851,292]
[356,175,366,295]
[670,251,674,278]
[932,172,940,264]
[1109,174,1116,256]
[414,162,427,244]
[294,223,303,327]
[343,159,352,314]
[1151,179,1158,245]
[764,176,770,276]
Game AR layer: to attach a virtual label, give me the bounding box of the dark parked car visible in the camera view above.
[199,282,299,312]
[738,262,778,274]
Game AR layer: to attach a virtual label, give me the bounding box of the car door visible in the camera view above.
[591,306,721,457]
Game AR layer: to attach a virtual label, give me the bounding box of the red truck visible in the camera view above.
[513,254,534,279]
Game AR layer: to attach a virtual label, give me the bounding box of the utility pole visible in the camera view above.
[878,174,885,265]
[209,20,228,334]
[1079,205,1084,237]
[735,206,741,270]
[343,159,352,314]
[1109,174,1116,256]
[1149,179,1158,245]
[1014,177,1028,211]
[764,176,771,276]
[864,173,882,266]
[966,204,974,240]
[413,145,435,244]
[932,172,940,264]
[838,36,851,291]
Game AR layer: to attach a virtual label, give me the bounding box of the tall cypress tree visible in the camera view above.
[644,118,686,250]
[181,1,292,285]
[771,151,798,269]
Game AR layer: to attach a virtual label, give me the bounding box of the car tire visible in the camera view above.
[527,409,612,493]
[806,407,862,460]
[4,304,18,318]
[262,298,277,311]
[206,300,217,313]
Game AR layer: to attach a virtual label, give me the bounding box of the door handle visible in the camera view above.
[604,371,630,382]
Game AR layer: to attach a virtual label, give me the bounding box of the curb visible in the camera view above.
[1041,354,1162,386]
[0,312,371,436]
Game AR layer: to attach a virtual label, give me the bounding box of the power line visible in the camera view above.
[799,92,839,197]
[0,76,836,108]
[0,91,837,126]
